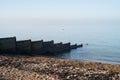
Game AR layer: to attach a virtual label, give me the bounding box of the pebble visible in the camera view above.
[0,55,120,80]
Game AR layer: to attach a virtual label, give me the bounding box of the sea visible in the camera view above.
[1,24,120,64]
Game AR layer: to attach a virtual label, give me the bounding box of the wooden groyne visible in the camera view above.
[31,40,45,55]
[0,37,83,55]
[71,44,83,49]
[0,37,16,53]
[16,40,32,54]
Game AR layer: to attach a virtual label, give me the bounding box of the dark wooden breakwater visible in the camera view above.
[0,37,83,56]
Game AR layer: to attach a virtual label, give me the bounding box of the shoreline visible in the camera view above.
[0,54,120,80]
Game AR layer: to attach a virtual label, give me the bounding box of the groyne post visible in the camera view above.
[0,37,16,54]
[16,40,32,55]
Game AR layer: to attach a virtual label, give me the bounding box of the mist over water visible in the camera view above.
[1,24,120,64]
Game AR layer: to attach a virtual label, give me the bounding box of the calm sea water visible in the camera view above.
[1,25,120,64]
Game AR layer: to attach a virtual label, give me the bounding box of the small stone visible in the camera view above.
[74,74,77,77]
[66,76,70,79]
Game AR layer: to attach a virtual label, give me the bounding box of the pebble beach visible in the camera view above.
[0,55,120,80]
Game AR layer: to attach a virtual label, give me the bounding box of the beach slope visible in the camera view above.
[0,55,120,80]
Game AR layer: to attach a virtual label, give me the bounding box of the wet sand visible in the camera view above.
[0,55,120,80]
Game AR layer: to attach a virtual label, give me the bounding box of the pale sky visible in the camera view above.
[0,0,120,25]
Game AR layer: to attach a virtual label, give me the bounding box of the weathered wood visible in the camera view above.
[71,44,77,49]
[16,40,32,54]
[52,42,71,53]
[0,37,16,53]
[61,43,71,52]
[52,42,63,53]
[77,44,83,48]
[31,40,45,55]
[43,40,54,54]
[0,37,83,56]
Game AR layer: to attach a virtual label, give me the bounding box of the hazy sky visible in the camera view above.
[0,0,120,25]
